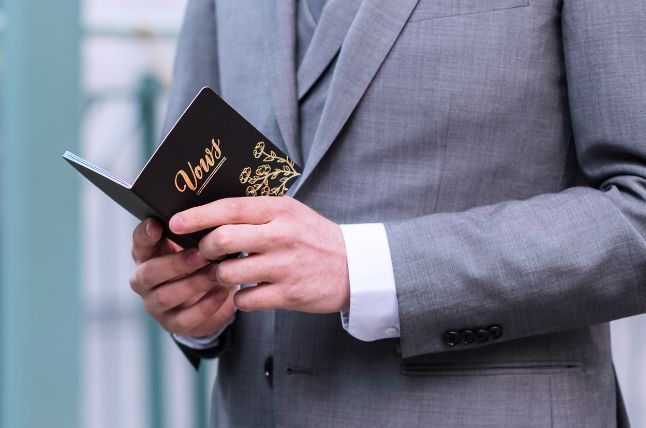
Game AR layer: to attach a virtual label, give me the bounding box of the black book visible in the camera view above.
[64,87,301,249]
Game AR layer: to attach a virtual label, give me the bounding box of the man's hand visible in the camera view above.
[129,218,236,336]
[169,197,350,313]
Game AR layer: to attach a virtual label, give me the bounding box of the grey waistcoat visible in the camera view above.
[297,0,355,163]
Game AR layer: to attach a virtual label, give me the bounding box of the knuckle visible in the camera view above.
[256,200,273,223]
[152,289,171,311]
[214,226,233,250]
[265,224,291,248]
[129,271,140,294]
[198,237,212,258]
[172,314,192,334]
[215,264,236,285]
[265,224,282,242]
[278,196,296,214]
[138,263,155,286]
[226,199,245,223]
[281,284,304,305]
[279,229,297,249]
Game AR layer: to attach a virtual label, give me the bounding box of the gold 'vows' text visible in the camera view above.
[174,138,224,194]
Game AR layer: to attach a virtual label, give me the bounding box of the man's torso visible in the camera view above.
[177,1,622,426]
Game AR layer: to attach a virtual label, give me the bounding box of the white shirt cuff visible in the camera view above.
[173,316,234,350]
[339,223,400,341]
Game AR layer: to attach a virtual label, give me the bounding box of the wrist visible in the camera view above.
[336,224,351,312]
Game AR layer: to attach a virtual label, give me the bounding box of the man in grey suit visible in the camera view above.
[128,0,646,426]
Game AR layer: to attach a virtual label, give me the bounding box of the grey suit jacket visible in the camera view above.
[165,0,646,426]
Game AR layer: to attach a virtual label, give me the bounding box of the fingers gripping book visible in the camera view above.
[64,87,302,249]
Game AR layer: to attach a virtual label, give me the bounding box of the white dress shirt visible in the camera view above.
[175,223,401,350]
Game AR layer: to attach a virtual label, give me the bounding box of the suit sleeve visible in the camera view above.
[164,0,230,367]
[385,0,646,358]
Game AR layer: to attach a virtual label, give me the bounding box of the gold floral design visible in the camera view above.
[253,141,265,159]
[240,167,252,184]
[256,164,271,175]
[240,141,301,197]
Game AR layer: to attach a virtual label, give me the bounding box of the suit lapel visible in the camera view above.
[296,0,363,101]
[271,0,302,167]
[291,0,421,196]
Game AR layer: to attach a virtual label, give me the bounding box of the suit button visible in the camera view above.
[488,325,503,340]
[475,328,489,343]
[459,329,475,345]
[442,330,460,347]
[264,356,273,386]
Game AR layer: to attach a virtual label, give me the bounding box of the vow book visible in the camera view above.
[63,87,302,249]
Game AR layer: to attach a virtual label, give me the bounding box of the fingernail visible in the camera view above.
[169,215,183,233]
[145,220,153,238]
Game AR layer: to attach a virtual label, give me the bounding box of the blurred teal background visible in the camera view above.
[0,0,215,427]
[0,1,644,427]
